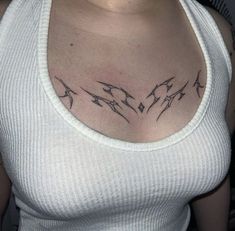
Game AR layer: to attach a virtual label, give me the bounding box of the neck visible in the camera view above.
[86,0,162,14]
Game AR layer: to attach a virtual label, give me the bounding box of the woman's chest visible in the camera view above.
[47,27,207,143]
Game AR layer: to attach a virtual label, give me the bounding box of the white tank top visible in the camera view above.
[0,0,232,230]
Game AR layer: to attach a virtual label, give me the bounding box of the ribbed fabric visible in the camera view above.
[0,0,232,230]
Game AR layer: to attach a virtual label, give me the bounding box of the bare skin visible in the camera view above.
[47,0,207,143]
[86,0,159,13]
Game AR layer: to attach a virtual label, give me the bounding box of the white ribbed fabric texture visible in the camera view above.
[0,0,232,230]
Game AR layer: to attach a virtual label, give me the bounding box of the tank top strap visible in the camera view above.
[186,0,232,83]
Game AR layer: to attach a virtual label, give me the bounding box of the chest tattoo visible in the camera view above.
[145,77,175,113]
[54,69,204,124]
[157,81,188,122]
[80,85,130,123]
[192,70,204,98]
[55,76,78,109]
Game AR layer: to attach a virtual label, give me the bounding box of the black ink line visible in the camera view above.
[138,103,145,113]
[80,87,130,123]
[192,70,204,98]
[97,81,138,114]
[145,77,175,113]
[54,76,78,109]
[157,81,188,122]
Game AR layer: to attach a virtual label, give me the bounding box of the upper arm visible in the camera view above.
[0,0,13,217]
[0,0,11,18]
[205,6,235,136]
[0,152,11,183]
[0,152,11,218]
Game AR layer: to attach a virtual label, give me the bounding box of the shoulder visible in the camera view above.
[0,0,11,18]
[204,6,235,135]
[204,6,234,54]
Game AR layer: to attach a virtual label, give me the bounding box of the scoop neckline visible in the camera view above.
[38,0,213,152]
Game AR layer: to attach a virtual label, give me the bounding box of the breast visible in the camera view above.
[10,116,231,220]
